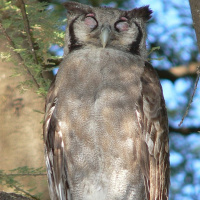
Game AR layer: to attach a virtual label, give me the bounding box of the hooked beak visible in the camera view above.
[100,25,111,48]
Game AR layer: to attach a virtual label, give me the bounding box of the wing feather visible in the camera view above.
[43,79,70,200]
[136,62,170,200]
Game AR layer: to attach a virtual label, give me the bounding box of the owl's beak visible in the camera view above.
[100,25,111,48]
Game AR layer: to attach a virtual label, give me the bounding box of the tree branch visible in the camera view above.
[12,185,40,200]
[169,126,200,135]
[0,191,32,200]
[156,62,199,82]
[1,173,46,177]
[189,0,200,52]
[178,66,200,126]
[18,0,39,65]
[18,0,46,87]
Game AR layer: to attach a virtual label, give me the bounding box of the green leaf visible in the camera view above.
[148,46,160,55]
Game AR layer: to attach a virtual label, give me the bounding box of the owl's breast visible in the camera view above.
[57,48,144,101]
[55,49,146,199]
[57,48,144,163]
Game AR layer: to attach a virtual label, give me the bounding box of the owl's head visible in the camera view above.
[63,2,152,59]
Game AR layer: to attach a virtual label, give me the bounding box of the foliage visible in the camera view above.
[0,0,65,96]
[0,0,65,198]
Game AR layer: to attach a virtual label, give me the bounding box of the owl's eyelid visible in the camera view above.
[115,16,129,25]
[114,20,129,32]
[84,15,98,31]
[120,16,128,21]
[116,20,129,24]
[114,20,129,27]
[85,13,95,18]
[84,14,97,23]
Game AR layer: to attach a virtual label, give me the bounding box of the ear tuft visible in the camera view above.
[127,6,153,21]
[63,1,93,15]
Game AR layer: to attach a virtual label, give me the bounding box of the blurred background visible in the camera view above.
[0,0,200,199]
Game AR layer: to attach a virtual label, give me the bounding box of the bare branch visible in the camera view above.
[178,66,200,126]
[169,126,200,135]
[156,62,199,82]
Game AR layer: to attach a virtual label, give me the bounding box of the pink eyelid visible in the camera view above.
[120,17,128,21]
[84,15,97,29]
[86,13,95,17]
[116,21,129,31]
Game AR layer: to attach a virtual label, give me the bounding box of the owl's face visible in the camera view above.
[64,2,152,58]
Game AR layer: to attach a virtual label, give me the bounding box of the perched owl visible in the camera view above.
[43,2,170,200]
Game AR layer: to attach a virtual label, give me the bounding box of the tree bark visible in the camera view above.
[189,0,200,52]
[0,191,32,200]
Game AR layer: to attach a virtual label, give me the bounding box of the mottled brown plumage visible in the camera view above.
[43,2,170,200]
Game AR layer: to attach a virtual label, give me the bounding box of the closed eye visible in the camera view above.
[115,20,129,32]
[114,17,129,32]
[84,13,98,30]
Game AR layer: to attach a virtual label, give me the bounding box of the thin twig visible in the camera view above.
[18,0,46,87]
[13,185,40,200]
[0,22,40,89]
[18,0,39,65]
[1,173,46,177]
[179,66,200,126]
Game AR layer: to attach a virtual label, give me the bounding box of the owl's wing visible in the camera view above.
[136,62,170,200]
[43,79,69,200]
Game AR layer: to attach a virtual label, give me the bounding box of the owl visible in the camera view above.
[43,2,170,200]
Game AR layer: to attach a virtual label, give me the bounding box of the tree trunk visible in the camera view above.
[0,38,49,199]
[189,0,200,52]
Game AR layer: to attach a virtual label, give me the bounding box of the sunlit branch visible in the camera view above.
[156,62,199,82]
